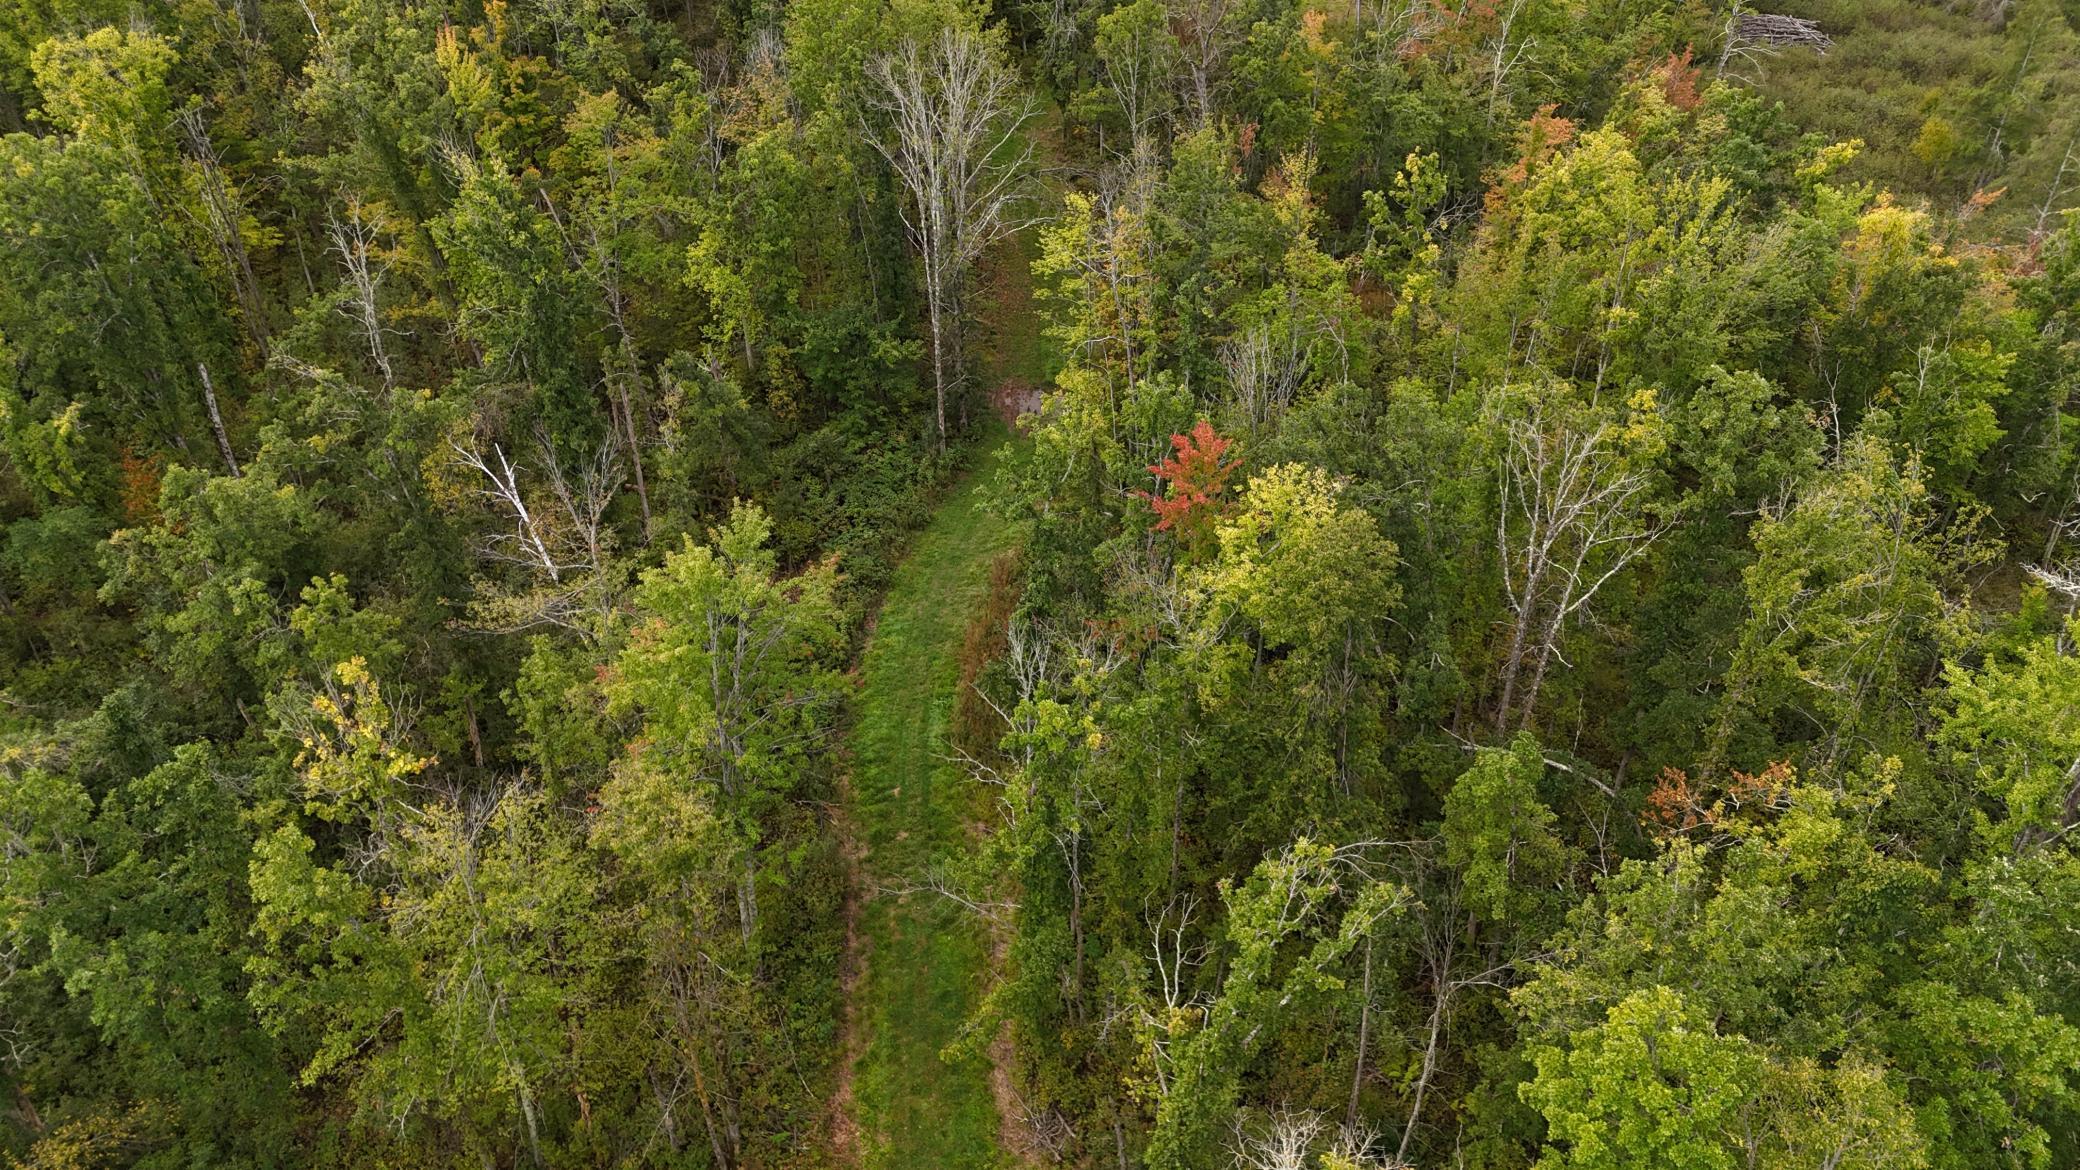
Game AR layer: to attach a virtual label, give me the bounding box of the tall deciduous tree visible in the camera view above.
[608,501,843,944]
[1144,841,1408,1170]
[867,23,1036,446]
[1493,394,1664,731]
[596,502,844,1167]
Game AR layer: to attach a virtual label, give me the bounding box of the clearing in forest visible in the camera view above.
[840,438,1023,1170]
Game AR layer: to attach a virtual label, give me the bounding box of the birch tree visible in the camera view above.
[1492,399,1664,732]
[326,200,397,391]
[1093,0,1181,149]
[449,430,626,638]
[1169,0,1239,129]
[867,25,1036,447]
[176,107,267,351]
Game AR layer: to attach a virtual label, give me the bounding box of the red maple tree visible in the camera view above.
[1139,420,1240,541]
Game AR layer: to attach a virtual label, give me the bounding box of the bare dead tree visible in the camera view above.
[1357,0,1445,64]
[1230,1104,1408,1168]
[1346,933,1374,1126]
[1147,893,1209,1017]
[1397,936,1524,1162]
[1977,6,2048,187]
[447,430,631,639]
[1019,1101,1077,1164]
[1232,1106,1323,1170]
[453,440,565,581]
[537,428,622,573]
[965,612,1057,780]
[1220,319,1310,430]
[327,200,397,391]
[1717,5,1765,80]
[1396,888,1455,1164]
[1167,0,1238,130]
[1493,404,1663,731]
[970,612,1119,1019]
[2032,136,2079,241]
[1484,0,1535,126]
[196,362,241,478]
[2026,561,2080,605]
[1114,892,1213,1100]
[866,28,1037,447]
[1113,535,1208,645]
[597,337,653,549]
[2039,456,2080,566]
[882,865,1022,926]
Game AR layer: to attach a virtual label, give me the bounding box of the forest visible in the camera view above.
[2,0,2080,1166]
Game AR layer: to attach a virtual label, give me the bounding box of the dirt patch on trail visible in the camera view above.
[991,377,1044,429]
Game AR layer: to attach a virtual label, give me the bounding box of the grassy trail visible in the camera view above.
[837,198,1048,1169]
[843,438,1022,1170]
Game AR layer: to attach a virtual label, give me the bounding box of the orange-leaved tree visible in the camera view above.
[1140,420,1240,547]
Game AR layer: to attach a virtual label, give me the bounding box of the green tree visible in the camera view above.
[1144,841,1408,1170]
[249,659,609,1162]
[1442,733,1566,926]
[1524,986,1758,1170]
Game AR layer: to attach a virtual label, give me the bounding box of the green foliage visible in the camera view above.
[1197,463,1399,657]
[6,0,2080,1167]
[1524,986,1757,1170]
[1713,431,1992,768]
[1938,616,2080,845]
[611,500,843,845]
[101,464,324,710]
[1443,734,1566,926]
[1145,841,1407,1170]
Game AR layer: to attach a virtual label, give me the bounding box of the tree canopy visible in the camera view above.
[3,0,2080,1168]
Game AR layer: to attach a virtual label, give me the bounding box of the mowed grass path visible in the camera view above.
[848,439,1021,1170]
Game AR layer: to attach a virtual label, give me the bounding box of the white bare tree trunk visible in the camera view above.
[2033,134,2078,241]
[1168,0,1234,130]
[327,201,397,391]
[867,27,1036,448]
[1494,404,1662,731]
[452,440,563,581]
[196,362,241,478]
[176,108,268,351]
[1484,0,1531,126]
[578,117,655,541]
